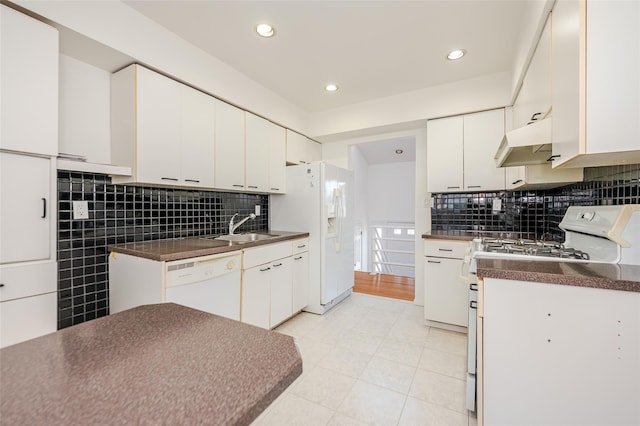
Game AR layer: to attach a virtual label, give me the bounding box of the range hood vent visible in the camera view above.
[494,118,552,168]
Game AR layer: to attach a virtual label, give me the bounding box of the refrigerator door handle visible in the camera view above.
[334,187,344,252]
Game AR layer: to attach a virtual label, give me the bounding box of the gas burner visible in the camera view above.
[481,237,590,260]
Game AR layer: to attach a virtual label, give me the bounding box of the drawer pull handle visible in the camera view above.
[248,185,258,189]
[271,187,280,191]
[447,186,460,189]
[547,155,560,162]
[272,262,283,267]
[161,177,178,181]
[41,198,47,218]
[511,179,523,185]
[260,267,271,272]
[184,179,200,183]
[470,301,478,309]
[467,185,481,189]
[297,245,306,248]
[294,256,303,260]
[233,184,244,188]
[438,248,453,252]
[0,283,5,288]
[470,283,478,291]
[427,260,441,264]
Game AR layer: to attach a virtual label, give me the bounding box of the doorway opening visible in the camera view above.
[349,137,416,301]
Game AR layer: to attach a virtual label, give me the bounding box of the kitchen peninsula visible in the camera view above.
[0,303,302,425]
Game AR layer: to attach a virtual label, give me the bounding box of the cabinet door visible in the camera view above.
[292,252,309,313]
[0,5,58,156]
[427,116,464,192]
[305,138,322,163]
[268,123,287,193]
[136,66,182,185]
[0,153,51,264]
[215,101,245,190]
[269,257,293,328]
[0,292,57,348]
[506,166,526,190]
[181,86,215,187]
[244,113,271,192]
[241,266,271,329]
[286,130,307,165]
[424,257,467,327]
[463,109,505,191]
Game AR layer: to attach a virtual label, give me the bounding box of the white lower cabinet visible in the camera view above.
[0,261,57,348]
[292,251,309,313]
[423,240,469,327]
[480,277,640,425]
[241,238,309,329]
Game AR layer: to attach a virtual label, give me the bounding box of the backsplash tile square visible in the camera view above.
[431,164,640,239]
[57,171,268,329]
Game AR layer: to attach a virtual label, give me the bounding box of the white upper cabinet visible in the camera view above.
[181,87,215,187]
[513,15,551,130]
[286,130,321,165]
[135,66,182,184]
[463,109,506,191]
[245,113,272,192]
[506,163,583,190]
[551,0,640,168]
[0,5,58,156]
[214,100,245,191]
[427,110,505,193]
[111,65,215,187]
[427,116,464,192]
[267,122,287,194]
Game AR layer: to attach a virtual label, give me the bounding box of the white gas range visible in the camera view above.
[465,204,640,412]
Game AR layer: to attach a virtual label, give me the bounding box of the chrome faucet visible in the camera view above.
[229,213,256,235]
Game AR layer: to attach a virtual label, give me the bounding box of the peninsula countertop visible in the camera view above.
[477,258,640,293]
[108,230,309,262]
[0,303,303,425]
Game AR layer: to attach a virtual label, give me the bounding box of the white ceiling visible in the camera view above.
[356,137,416,165]
[122,0,532,113]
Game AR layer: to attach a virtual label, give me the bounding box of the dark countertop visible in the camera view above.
[0,303,302,425]
[477,258,640,292]
[109,230,309,261]
[422,230,537,242]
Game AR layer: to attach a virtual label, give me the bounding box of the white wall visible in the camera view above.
[367,162,415,223]
[15,0,309,135]
[350,145,369,271]
[59,54,111,164]
[310,71,511,140]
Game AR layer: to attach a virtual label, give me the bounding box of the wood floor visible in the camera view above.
[353,271,415,301]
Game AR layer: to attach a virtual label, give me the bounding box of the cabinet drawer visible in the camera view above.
[0,261,56,302]
[423,240,469,259]
[243,241,292,269]
[0,291,57,348]
[292,238,309,254]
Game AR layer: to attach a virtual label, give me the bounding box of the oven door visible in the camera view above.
[466,281,478,412]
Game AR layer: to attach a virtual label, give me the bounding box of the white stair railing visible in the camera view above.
[369,222,415,277]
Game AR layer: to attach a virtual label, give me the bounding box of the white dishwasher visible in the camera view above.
[165,252,242,321]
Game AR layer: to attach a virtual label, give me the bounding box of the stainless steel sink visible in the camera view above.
[201,233,280,243]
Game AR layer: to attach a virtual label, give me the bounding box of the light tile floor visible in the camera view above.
[252,293,477,426]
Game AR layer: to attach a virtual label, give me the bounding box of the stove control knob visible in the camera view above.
[580,211,596,221]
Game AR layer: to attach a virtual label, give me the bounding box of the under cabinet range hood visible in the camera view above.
[494,117,552,167]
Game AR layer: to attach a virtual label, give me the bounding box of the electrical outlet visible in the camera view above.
[255,205,261,216]
[73,201,89,220]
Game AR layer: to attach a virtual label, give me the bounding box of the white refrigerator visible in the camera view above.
[271,162,354,314]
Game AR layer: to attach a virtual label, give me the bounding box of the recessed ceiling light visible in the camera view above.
[395,149,404,154]
[256,23,275,38]
[324,84,339,92]
[447,49,466,60]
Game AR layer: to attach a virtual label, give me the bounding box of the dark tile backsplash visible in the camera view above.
[431,163,640,240]
[57,171,268,329]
